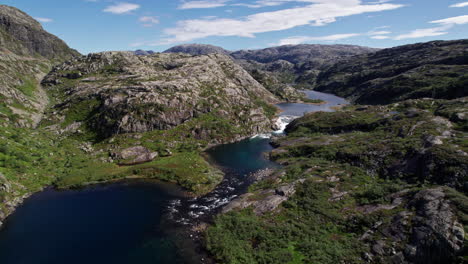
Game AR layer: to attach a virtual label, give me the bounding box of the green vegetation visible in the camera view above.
[207,164,371,264]
[206,98,468,263]
[315,40,468,104]
[15,77,37,97]
[62,98,101,128]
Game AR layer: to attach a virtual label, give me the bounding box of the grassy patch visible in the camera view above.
[15,77,37,97]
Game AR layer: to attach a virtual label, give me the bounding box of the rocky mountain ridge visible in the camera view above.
[315,39,468,104]
[163,43,378,101]
[0,5,79,127]
[41,51,278,141]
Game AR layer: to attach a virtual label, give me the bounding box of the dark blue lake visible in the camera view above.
[0,90,347,264]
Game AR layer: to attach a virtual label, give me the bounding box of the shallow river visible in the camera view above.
[0,91,347,264]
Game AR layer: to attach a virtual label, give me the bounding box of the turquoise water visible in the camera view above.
[0,90,347,264]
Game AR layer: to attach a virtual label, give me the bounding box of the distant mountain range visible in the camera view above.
[158,43,377,101]
[1,5,467,264]
[315,39,468,104]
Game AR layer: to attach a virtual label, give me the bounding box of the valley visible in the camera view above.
[0,4,467,264]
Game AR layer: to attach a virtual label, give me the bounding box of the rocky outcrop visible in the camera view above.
[222,179,304,215]
[0,5,79,127]
[315,39,468,104]
[111,146,159,165]
[42,52,279,141]
[164,43,377,100]
[0,5,79,60]
[403,188,464,263]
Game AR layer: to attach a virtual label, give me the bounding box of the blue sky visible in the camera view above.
[3,0,467,54]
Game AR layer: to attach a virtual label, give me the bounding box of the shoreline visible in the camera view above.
[0,94,337,263]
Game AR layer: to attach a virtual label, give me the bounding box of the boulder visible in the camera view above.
[112,146,158,165]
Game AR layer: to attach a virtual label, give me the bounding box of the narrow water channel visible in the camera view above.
[0,91,347,264]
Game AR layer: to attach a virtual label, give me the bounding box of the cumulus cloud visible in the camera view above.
[449,2,468,7]
[103,2,140,14]
[157,0,403,45]
[178,0,231,9]
[139,16,159,27]
[276,33,360,45]
[35,17,53,23]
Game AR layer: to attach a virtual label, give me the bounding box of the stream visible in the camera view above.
[0,91,347,264]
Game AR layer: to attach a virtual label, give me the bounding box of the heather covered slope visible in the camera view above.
[207,98,468,264]
[315,39,468,104]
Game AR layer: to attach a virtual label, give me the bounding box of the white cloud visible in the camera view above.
[178,0,230,9]
[393,15,468,40]
[276,33,361,45]
[371,35,390,39]
[450,2,468,7]
[103,2,140,14]
[35,17,53,23]
[156,0,403,45]
[430,15,468,25]
[139,16,159,27]
[233,0,294,8]
[394,26,450,40]
[369,30,391,35]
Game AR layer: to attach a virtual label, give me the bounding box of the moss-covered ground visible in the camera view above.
[205,97,468,264]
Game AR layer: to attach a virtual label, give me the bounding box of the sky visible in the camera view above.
[3,0,467,54]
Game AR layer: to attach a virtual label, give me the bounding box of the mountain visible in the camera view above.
[230,44,377,65]
[0,5,79,61]
[42,51,278,141]
[134,49,155,56]
[0,5,79,127]
[315,39,468,104]
[164,43,377,101]
[164,43,230,55]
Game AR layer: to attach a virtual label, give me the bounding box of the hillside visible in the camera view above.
[164,43,377,101]
[209,97,468,263]
[0,5,79,127]
[0,6,281,228]
[42,51,278,140]
[315,39,468,104]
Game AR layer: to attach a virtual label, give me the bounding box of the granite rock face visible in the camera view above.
[42,52,279,141]
[0,5,79,60]
[0,5,79,127]
[164,43,377,101]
